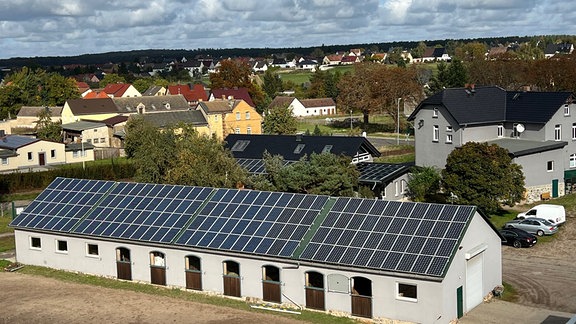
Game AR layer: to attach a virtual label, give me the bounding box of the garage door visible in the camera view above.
[466,253,483,311]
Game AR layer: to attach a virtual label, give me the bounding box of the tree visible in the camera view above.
[427,59,468,95]
[251,152,359,196]
[262,104,298,135]
[41,74,80,105]
[34,107,62,142]
[262,70,283,98]
[210,59,266,111]
[442,142,525,214]
[407,166,441,202]
[164,125,248,188]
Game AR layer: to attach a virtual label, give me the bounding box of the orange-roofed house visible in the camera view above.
[102,83,141,98]
[167,84,208,106]
[83,91,110,99]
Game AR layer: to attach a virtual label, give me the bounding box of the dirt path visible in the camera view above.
[0,272,306,324]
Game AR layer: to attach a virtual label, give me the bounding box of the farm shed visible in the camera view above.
[10,178,502,323]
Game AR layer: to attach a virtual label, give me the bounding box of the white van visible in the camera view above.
[517,204,566,225]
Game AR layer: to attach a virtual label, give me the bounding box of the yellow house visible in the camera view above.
[62,98,120,124]
[0,135,66,172]
[197,99,262,140]
[140,110,210,137]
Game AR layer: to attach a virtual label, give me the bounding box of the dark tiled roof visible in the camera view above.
[62,121,107,132]
[197,100,235,114]
[486,138,568,157]
[410,86,572,125]
[17,106,63,117]
[0,135,39,149]
[224,134,381,161]
[212,88,255,107]
[65,142,95,151]
[141,110,208,128]
[355,162,413,183]
[268,96,295,109]
[142,86,164,96]
[66,98,119,115]
[300,98,336,108]
[0,149,18,158]
[112,95,191,113]
[100,115,129,126]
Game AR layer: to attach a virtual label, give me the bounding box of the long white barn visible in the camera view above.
[10,178,502,323]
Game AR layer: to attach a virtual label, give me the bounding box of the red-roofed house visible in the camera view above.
[83,91,110,99]
[167,84,208,106]
[102,83,141,98]
[77,82,90,96]
[210,88,255,107]
[340,56,360,65]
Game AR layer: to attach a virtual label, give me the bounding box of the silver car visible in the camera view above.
[504,217,558,236]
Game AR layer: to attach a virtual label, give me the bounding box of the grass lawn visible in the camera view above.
[0,216,14,234]
[0,235,15,253]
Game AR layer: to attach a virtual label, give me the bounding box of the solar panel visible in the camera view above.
[298,198,475,277]
[72,182,213,244]
[175,188,329,258]
[10,178,115,232]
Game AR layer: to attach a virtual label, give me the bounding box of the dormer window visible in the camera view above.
[322,145,333,153]
[564,104,570,116]
[433,107,438,118]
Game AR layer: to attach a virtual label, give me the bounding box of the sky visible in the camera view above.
[1,0,575,59]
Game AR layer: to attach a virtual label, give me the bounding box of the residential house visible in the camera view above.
[14,106,62,130]
[297,60,318,71]
[197,99,262,140]
[544,42,574,59]
[340,56,360,65]
[268,96,336,117]
[408,85,575,201]
[270,58,296,69]
[61,98,119,124]
[224,134,413,200]
[62,121,110,148]
[210,88,255,107]
[97,115,129,149]
[0,135,66,172]
[83,90,111,99]
[322,54,343,65]
[252,61,268,73]
[112,95,192,115]
[139,110,210,137]
[77,82,91,96]
[370,53,387,63]
[11,177,502,323]
[64,142,96,165]
[421,47,451,62]
[142,86,167,96]
[348,48,363,57]
[181,60,204,77]
[167,84,208,106]
[102,83,142,98]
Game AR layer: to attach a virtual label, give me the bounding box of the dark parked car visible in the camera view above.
[499,228,537,248]
[504,217,558,236]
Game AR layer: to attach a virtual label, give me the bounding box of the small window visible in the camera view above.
[294,144,305,154]
[73,151,79,158]
[395,181,399,196]
[93,129,98,132]
[236,112,241,120]
[398,283,417,300]
[214,114,218,121]
[445,126,452,132]
[87,139,92,144]
[30,237,41,249]
[27,152,33,161]
[234,128,240,134]
[433,125,439,142]
[432,107,438,118]
[547,161,554,172]
[497,124,504,137]
[245,111,251,120]
[246,126,252,135]
[57,240,68,252]
[93,138,99,144]
[555,124,561,141]
[1,157,7,165]
[87,243,99,256]
[570,154,576,168]
[446,134,453,144]
[100,138,106,144]
[50,149,56,158]
[564,104,570,116]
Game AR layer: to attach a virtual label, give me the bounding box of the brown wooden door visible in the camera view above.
[185,270,202,291]
[262,281,281,303]
[351,295,372,318]
[150,266,166,286]
[223,275,241,297]
[305,287,325,310]
[116,261,132,280]
[38,153,46,166]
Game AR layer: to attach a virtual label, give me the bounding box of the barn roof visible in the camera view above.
[10,177,486,279]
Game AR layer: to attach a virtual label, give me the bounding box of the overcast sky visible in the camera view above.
[1,0,575,59]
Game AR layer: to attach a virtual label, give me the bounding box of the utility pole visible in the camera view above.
[397,98,402,145]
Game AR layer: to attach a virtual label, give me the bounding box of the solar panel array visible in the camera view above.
[299,198,475,277]
[175,189,329,257]
[236,158,295,174]
[72,182,213,244]
[11,178,477,278]
[10,178,115,232]
[355,162,408,183]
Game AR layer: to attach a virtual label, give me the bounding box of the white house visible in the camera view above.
[11,178,502,323]
[268,96,336,117]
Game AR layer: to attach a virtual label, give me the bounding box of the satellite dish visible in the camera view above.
[516,123,525,133]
